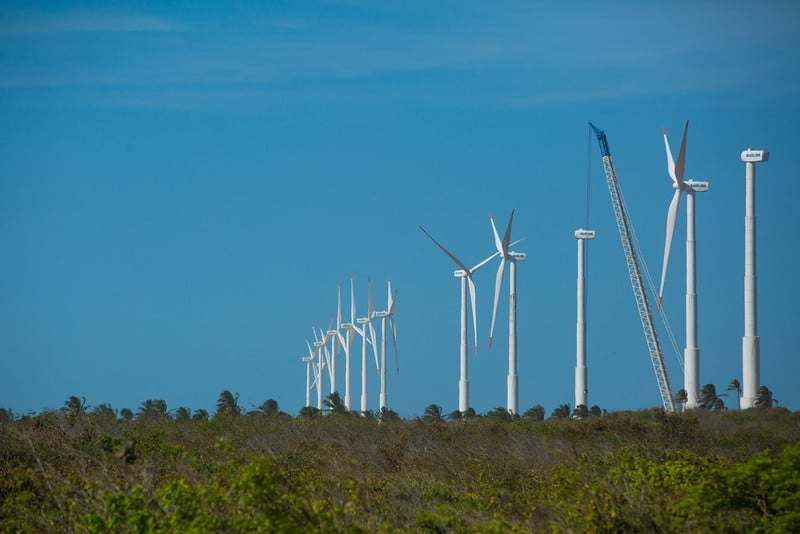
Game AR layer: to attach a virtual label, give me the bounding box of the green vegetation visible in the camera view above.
[1,396,798,532]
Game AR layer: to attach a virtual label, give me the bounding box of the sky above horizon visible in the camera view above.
[2,1,799,418]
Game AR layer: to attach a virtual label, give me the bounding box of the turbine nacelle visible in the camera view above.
[374,311,389,318]
[326,329,338,335]
[453,269,467,278]
[685,180,709,193]
[302,356,313,363]
[741,149,769,162]
[509,251,526,261]
[356,317,369,324]
[575,229,596,240]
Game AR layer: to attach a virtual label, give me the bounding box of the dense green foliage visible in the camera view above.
[1,405,798,532]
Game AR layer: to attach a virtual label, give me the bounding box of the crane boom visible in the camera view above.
[589,123,676,412]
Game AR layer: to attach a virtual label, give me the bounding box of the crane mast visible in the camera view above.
[589,123,676,412]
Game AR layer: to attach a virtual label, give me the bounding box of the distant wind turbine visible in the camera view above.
[488,210,526,415]
[356,277,379,414]
[419,225,498,413]
[374,281,399,411]
[657,121,708,410]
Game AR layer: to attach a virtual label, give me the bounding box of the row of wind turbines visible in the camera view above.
[300,121,769,415]
[302,278,398,413]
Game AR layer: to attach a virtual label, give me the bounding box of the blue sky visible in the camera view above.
[2,1,798,417]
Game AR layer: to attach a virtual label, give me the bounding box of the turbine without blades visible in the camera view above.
[487,209,526,416]
[658,120,689,312]
[420,225,498,414]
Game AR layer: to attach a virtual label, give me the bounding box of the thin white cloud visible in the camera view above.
[0,9,179,36]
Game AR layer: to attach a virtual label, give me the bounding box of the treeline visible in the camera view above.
[1,397,798,532]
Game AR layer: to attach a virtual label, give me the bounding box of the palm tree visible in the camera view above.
[192,409,209,421]
[522,405,545,421]
[119,408,134,421]
[324,392,347,415]
[173,407,191,421]
[486,406,513,422]
[422,404,444,422]
[727,378,741,396]
[754,385,777,408]
[550,403,571,420]
[590,405,603,417]
[63,396,87,417]
[216,390,240,417]
[0,408,13,423]
[699,384,726,411]
[674,389,688,406]
[137,399,169,420]
[298,406,321,419]
[91,403,117,420]
[258,399,280,417]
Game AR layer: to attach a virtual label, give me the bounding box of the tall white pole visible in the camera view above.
[380,317,388,410]
[684,191,700,409]
[458,276,469,413]
[316,352,324,410]
[741,148,768,408]
[574,229,594,410]
[344,340,351,410]
[575,234,587,409]
[329,335,337,396]
[305,359,311,407]
[360,325,368,413]
[508,260,518,415]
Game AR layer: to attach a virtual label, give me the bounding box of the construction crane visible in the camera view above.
[589,123,676,412]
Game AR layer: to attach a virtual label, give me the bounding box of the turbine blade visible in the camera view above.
[337,281,342,329]
[467,275,479,354]
[367,277,374,318]
[501,209,515,252]
[469,250,500,273]
[489,257,506,348]
[674,120,688,185]
[663,127,677,184]
[658,189,682,310]
[368,321,379,372]
[350,276,356,323]
[389,318,399,375]
[419,226,472,273]
[489,213,504,253]
[387,280,393,313]
[389,288,398,316]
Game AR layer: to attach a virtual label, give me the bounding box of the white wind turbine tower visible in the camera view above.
[740,147,769,409]
[574,229,595,411]
[657,121,709,410]
[336,276,362,411]
[302,355,313,407]
[419,225,498,413]
[307,334,325,410]
[488,210,526,415]
[374,281,399,411]
[357,277,380,414]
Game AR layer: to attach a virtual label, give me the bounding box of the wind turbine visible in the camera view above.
[740,147,769,409]
[419,225,498,414]
[357,277,380,414]
[307,335,325,410]
[574,229,595,411]
[302,355,313,407]
[657,121,709,410]
[374,280,398,411]
[336,277,359,411]
[488,209,526,415]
